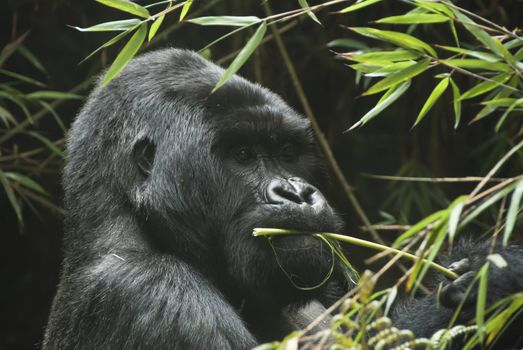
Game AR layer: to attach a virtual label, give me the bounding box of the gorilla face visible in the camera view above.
[124,54,344,305]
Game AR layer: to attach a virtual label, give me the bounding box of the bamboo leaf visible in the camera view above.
[0,68,46,87]
[80,26,137,63]
[443,59,511,72]
[449,78,461,129]
[348,27,438,57]
[0,105,17,126]
[343,49,420,63]
[487,254,507,268]
[27,132,64,158]
[413,77,449,126]
[460,73,510,100]
[149,15,165,41]
[448,196,466,244]
[189,16,261,27]
[71,19,141,32]
[26,91,84,100]
[95,0,150,18]
[472,75,518,123]
[453,11,503,57]
[213,22,266,92]
[495,99,521,131]
[338,0,382,14]
[327,38,368,50]
[179,0,193,21]
[349,80,410,130]
[476,263,489,342]
[364,59,429,95]
[394,209,447,247]
[0,170,22,223]
[437,45,500,62]
[298,0,322,25]
[4,172,48,195]
[17,45,47,74]
[102,23,147,86]
[377,13,448,24]
[481,98,519,107]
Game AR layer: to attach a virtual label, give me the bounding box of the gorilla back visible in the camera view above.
[44,49,348,349]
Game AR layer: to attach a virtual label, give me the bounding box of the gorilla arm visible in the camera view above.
[45,252,257,349]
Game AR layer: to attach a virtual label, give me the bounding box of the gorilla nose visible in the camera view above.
[266,178,325,207]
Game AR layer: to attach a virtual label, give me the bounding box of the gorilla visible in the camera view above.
[44,48,523,349]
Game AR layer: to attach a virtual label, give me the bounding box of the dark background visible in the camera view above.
[1,1,522,349]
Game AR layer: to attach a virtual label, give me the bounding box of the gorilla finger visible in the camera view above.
[447,258,470,275]
[439,271,476,308]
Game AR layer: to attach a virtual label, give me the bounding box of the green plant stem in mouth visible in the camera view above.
[253,228,459,280]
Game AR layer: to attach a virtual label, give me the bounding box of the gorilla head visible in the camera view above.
[56,48,346,346]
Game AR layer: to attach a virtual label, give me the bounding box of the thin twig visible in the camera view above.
[363,173,510,183]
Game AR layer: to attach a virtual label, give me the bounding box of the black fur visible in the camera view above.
[44,49,523,349]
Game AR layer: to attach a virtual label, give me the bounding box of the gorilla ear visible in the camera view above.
[132,137,156,177]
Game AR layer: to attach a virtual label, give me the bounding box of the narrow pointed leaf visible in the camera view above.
[188,16,261,27]
[298,0,321,25]
[0,170,22,223]
[349,27,437,57]
[96,0,150,18]
[376,13,448,24]
[17,45,47,73]
[476,263,489,342]
[80,26,136,63]
[213,22,266,92]
[503,180,523,246]
[460,73,510,100]
[365,59,429,95]
[0,69,46,87]
[179,0,193,21]
[4,172,48,195]
[27,91,83,100]
[413,77,449,126]
[349,80,410,130]
[344,49,420,63]
[72,19,141,32]
[437,45,500,62]
[102,23,147,86]
[448,197,466,244]
[27,132,64,158]
[327,38,368,50]
[449,79,461,129]
[149,15,165,41]
[453,10,502,57]
[338,0,382,13]
[443,59,510,72]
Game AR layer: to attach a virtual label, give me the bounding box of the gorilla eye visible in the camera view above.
[280,144,298,160]
[234,146,255,163]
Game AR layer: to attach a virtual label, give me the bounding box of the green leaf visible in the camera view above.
[102,23,147,86]
[4,172,48,195]
[394,209,447,247]
[481,98,518,107]
[344,49,420,63]
[349,27,437,57]
[503,180,523,246]
[449,79,461,129]
[443,59,511,72]
[179,0,193,21]
[0,68,46,87]
[80,26,137,63]
[476,263,489,342]
[149,15,165,41]
[0,32,29,67]
[0,105,17,126]
[27,132,64,158]
[298,0,322,25]
[460,73,510,100]
[472,75,518,123]
[414,0,454,17]
[338,0,382,13]
[213,22,266,92]
[487,254,508,268]
[17,45,47,74]
[413,77,449,126]
[453,10,503,57]
[95,0,150,18]
[448,196,467,244]
[364,58,429,95]
[26,91,84,100]
[349,80,410,130]
[188,16,261,27]
[326,38,368,50]
[38,100,66,133]
[495,99,522,131]
[365,61,415,77]
[437,45,500,62]
[71,19,141,32]
[376,13,448,24]
[0,170,22,223]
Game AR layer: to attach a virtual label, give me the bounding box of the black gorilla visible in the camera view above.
[44,49,523,349]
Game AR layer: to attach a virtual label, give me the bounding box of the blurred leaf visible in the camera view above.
[38,100,66,133]
[443,59,511,72]
[0,105,17,126]
[4,172,48,195]
[179,0,193,21]
[0,32,29,68]
[481,98,519,107]
[27,91,83,100]
[0,69,46,87]
[27,131,64,158]
[16,45,47,74]
[338,0,382,13]
[348,27,437,57]
[0,90,31,119]
[460,73,510,100]
[487,254,508,268]
[0,170,22,223]
[71,19,141,32]
[96,0,150,18]
[327,38,368,50]
[437,45,500,62]
[449,78,461,129]
[364,58,429,95]
[102,23,147,86]
[298,0,321,25]
[189,16,261,27]
[413,77,449,126]
[472,76,518,123]
[349,80,410,130]
[495,99,522,131]
[448,196,467,244]
[213,22,266,92]
[376,13,448,24]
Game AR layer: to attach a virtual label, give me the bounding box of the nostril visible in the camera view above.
[274,186,304,204]
[300,186,315,205]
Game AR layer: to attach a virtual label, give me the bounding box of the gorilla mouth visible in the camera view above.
[270,235,324,251]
